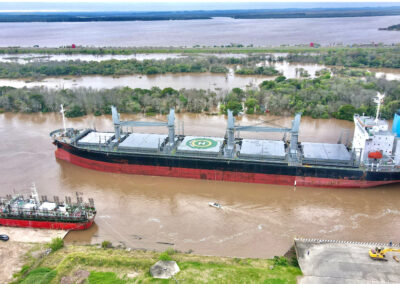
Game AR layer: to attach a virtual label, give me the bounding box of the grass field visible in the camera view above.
[13,244,302,283]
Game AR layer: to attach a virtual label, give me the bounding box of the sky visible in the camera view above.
[1,1,400,12]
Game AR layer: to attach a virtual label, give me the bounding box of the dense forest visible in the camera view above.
[0,58,224,78]
[1,75,399,121]
[1,47,400,120]
[0,86,219,117]
[0,56,279,78]
[1,47,400,80]
[284,48,400,68]
[0,46,302,55]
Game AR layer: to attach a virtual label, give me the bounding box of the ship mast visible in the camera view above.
[60,104,67,134]
[31,182,39,204]
[375,92,385,123]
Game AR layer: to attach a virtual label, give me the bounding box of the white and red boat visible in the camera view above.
[0,184,96,230]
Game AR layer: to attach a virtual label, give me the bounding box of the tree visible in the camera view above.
[245,97,258,114]
[226,100,243,116]
[275,75,286,83]
[335,104,356,121]
[65,104,86,118]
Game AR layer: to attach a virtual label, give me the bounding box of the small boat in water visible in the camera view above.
[208,202,222,209]
[0,184,96,230]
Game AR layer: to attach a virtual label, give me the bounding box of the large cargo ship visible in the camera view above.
[51,94,400,188]
[0,184,96,230]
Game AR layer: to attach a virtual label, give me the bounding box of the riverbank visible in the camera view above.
[11,241,301,283]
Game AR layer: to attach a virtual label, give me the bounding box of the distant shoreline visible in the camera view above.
[1,7,400,22]
[379,24,400,31]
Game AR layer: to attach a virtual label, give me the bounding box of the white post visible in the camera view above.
[60,104,67,134]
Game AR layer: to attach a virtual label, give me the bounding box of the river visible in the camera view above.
[1,51,399,90]
[1,16,400,47]
[0,62,398,91]
[0,59,326,90]
[1,112,400,258]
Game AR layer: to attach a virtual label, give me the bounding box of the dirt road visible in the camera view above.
[0,227,68,283]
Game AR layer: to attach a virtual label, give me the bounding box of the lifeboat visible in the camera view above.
[368,151,383,159]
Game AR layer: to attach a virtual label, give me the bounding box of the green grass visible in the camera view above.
[88,271,126,284]
[20,267,57,284]
[13,245,302,284]
[48,237,64,252]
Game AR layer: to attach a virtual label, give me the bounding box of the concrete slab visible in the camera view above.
[295,239,400,283]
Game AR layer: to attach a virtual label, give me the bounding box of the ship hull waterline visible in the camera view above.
[0,217,94,230]
[54,145,400,188]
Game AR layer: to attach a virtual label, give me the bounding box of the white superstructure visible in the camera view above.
[352,115,394,162]
[351,93,399,168]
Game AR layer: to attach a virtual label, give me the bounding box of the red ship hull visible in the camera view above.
[55,148,397,188]
[0,217,94,230]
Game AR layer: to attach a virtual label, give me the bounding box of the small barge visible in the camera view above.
[0,184,96,230]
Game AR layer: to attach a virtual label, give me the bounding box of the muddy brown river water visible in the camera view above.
[1,112,400,258]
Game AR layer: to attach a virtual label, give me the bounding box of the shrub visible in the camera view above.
[159,248,176,261]
[101,240,112,249]
[291,256,299,268]
[48,237,64,252]
[275,75,286,83]
[159,251,172,261]
[273,256,288,266]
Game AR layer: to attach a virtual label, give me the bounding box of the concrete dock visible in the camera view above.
[295,238,400,283]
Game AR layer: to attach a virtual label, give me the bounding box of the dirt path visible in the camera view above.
[0,227,69,283]
[0,241,33,283]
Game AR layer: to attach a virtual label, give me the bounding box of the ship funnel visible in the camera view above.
[393,109,400,137]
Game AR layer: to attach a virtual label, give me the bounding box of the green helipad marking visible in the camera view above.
[186,138,218,149]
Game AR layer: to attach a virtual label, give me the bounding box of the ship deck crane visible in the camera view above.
[111,106,175,149]
[225,109,301,164]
